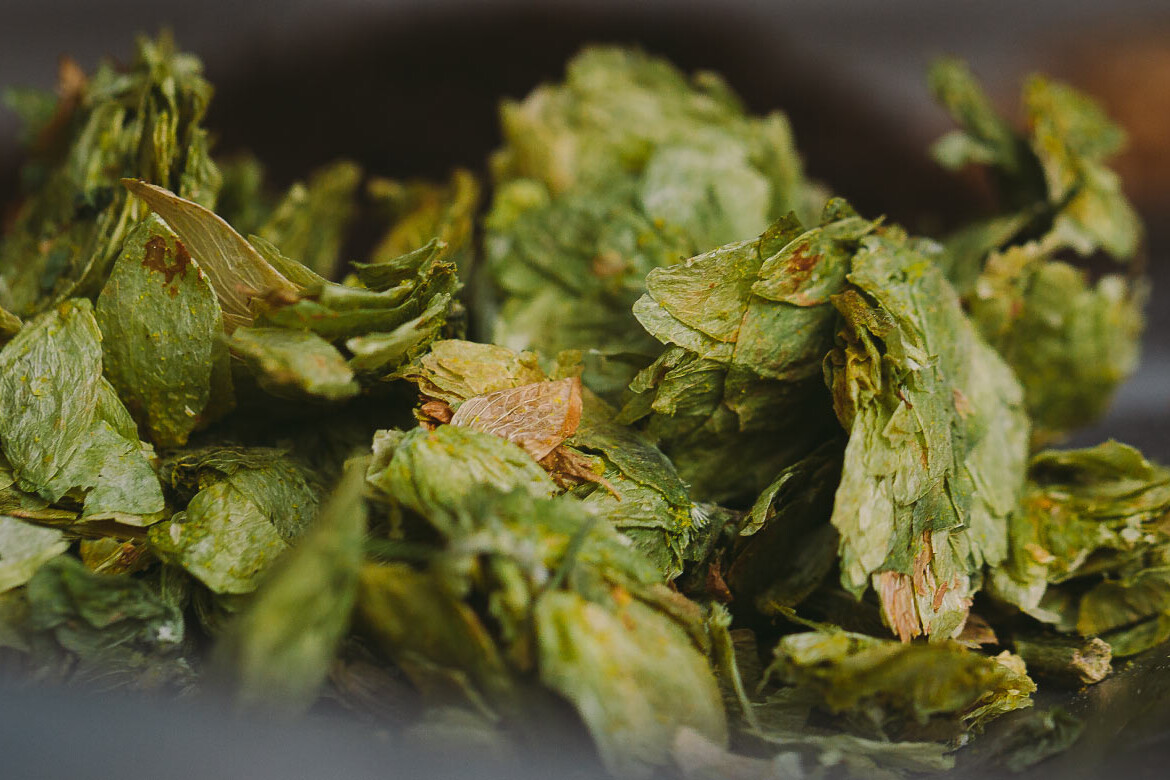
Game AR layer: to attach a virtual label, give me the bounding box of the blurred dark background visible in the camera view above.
[3,2,1170,777]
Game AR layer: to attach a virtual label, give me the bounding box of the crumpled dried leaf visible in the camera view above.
[359,466,726,777]
[725,443,843,615]
[570,390,709,580]
[357,561,517,717]
[259,242,456,340]
[0,298,165,520]
[95,213,233,446]
[117,172,459,384]
[0,33,221,315]
[160,446,321,538]
[930,58,1140,260]
[228,326,360,402]
[965,244,1143,439]
[928,59,1038,195]
[825,228,1029,640]
[0,516,69,593]
[211,459,367,715]
[484,179,695,397]
[621,204,871,504]
[492,47,813,216]
[148,447,320,594]
[247,241,459,380]
[535,589,727,779]
[23,555,188,686]
[1024,75,1141,259]
[342,293,452,376]
[766,629,1035,739]
[0,298,103,496]
[929,58,1144,440]
[74,423,168,525]
[148,479,287,595]
[989,441,1170,656]
[367,425,557,525]
[0,454,77,524]
[485,46,823,397]
[392,338,546,403]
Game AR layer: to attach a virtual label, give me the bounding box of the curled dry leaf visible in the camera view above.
[418,399,454,428]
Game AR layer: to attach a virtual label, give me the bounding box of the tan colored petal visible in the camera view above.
[451,377,582,461]
[876,571,923,642]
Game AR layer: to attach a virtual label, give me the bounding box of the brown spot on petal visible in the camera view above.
[141,236,192,285]
[787,243,820,273]
[911,532,933,596]
[932,580,950,612]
